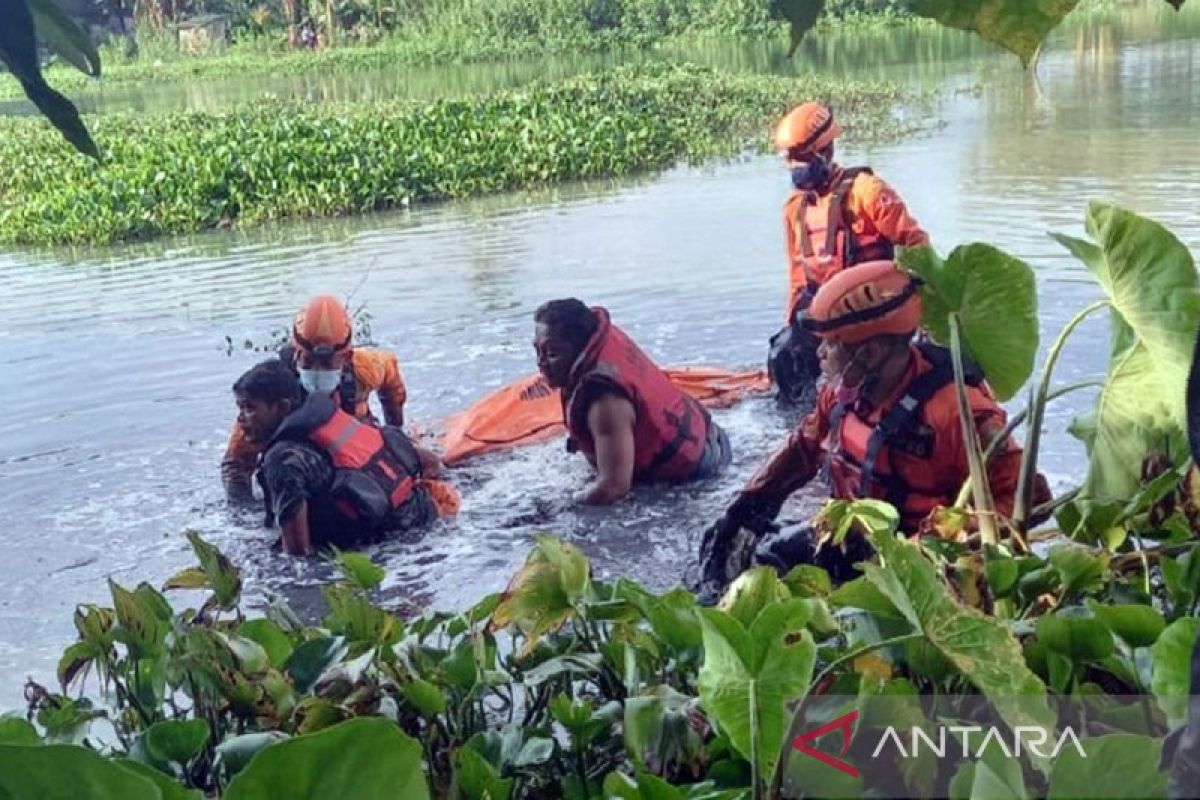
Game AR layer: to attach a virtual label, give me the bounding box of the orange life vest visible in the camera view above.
[824,344,985,530]
[789,167,895,316]
[563,308,714,483]
[272,393,421,526]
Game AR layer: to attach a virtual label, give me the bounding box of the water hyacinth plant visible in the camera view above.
[0,64,916,246]
[3,515,1198,799]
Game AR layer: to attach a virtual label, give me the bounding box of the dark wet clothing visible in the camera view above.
[261,438,437,549]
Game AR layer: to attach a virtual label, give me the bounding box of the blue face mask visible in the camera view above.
[790,155,832,191]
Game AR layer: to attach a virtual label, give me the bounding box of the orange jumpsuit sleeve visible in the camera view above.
[353,348,407,426]
[849,174,929,249]
[221,421,262,502]
[734,387,832,519]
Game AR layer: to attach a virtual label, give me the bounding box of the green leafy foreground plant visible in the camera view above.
[3,517,1196,798]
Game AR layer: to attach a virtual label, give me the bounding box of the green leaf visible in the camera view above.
[143,719,209,765]
[401,679,447,717]
[828,576,905,619]
[909,0,1080,66]
[112,758,203,800]
[28,0,101,76]
[330,548,385,591]
[782,564,832,599]
[455,746,514,800]
[237,619,294,669]
[624,686,701,773]
[0,0,98,158]
[616,582,702,652]
[214,732,289,780]
[983,545,1020,598]
[110,580,169,660]
[0,716,39,745]
[717,567,790,629]
[522,652,604,686]
[1048,544,1110,597]
[697,599,816,780]
[490,534,590,653]
[772,0,826,57]
[1086,601,1166,649]
[900,242,1038,401]
[0,744,161,799]
[1052,204,1200,508]
[1048,734,1168,799]
[185,530,242,610]
[162,568,209,591]
[225,718,429,799]
[216,633,271,674]
[1152,617,1200,726]
[112,762,201,796]
[1036,612,1114,663]
[283,636,348,694]
[862,525,1056,768]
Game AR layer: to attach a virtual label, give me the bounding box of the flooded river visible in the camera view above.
[1,2,1199,705]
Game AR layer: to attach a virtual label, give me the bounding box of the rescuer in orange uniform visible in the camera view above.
[533,298,732,505]
[699,261,1049,602]
[768,102,930,406]
[222,295,409,502]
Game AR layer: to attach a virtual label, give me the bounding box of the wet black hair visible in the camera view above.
[534,298,598,353]
[233,359,304,406]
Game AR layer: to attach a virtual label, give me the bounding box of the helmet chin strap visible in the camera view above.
[834,345,879,399]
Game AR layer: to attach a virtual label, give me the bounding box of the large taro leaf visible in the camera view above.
[0,743,162,799]
[909,0,1081,66]
[0,0,99,158]
[1152,617,1199,727]
[224,717,429,799]
[1052,203,1200,508]
[1047,734,1168,799]
[490,534,590,654]
[862,523,1056,769]
[697,599,816,780]
[900,243,1038,401]
[770,0,826,57]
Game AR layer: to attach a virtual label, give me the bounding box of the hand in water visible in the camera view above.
[693,510,780,606]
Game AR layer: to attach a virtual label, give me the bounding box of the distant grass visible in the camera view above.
[0,64,919,247]
[0,0,919,101]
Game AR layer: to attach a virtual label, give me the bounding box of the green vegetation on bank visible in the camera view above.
[0,64,916,246]
[0,0,913,101]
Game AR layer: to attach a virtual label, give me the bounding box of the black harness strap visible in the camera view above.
[831,344,986,510]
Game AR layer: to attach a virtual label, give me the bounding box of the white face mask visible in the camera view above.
[298,368,342,395]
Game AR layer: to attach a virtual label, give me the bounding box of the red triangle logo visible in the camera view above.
[792,709,860,778]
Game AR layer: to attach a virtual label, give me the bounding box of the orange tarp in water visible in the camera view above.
[439,367,769,466]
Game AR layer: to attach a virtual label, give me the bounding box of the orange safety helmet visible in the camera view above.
[802,261,922,344]
[291,294,353,357]
[774,102,842,155]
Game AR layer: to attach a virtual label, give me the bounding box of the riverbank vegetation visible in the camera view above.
[0,64,917,246]
[2,202,1198,798]
[0,0,912,102]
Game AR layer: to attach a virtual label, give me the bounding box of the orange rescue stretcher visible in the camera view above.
[437,367,770,466]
